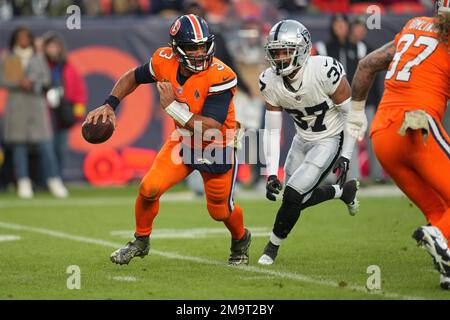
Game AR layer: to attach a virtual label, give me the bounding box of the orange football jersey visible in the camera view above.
[150,47,238,148]
[378,16,450,121]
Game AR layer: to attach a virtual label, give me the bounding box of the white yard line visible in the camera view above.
[0,235,21,242]
[0,220,424,300]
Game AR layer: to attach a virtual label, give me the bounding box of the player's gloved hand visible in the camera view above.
[333,157,350,187]
[346,100,368,141]
[266,175,282,201]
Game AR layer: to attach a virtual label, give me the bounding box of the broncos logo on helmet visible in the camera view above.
[169,14,215,73]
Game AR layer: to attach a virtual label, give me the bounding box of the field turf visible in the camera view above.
[0,185,448,300]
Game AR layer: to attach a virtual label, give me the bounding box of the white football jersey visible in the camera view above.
[259,55,346,142]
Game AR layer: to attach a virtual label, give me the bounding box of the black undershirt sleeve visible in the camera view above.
[201,90,233,125]
[134,62,156,84]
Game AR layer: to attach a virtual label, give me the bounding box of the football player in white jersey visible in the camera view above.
[258,20,368,265]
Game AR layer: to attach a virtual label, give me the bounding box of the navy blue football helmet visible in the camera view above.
[169,14,215,72]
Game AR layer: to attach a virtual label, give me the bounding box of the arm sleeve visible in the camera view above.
[134,62,156,84]
[263,110,283,176]
[336,97,357,160]
[201,90,233,124]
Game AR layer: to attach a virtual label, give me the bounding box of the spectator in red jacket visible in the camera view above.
[43,31,87,179]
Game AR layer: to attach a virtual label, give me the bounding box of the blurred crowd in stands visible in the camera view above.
[0,0,448,198]
[0,26,86,198]
[0,0,438,22]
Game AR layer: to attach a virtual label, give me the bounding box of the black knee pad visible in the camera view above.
[282,186,305,207]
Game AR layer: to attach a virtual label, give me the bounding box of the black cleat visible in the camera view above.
[228,228,251,266]
[340,179,360,216]
[110,237,150,265]
[258,241,280,265]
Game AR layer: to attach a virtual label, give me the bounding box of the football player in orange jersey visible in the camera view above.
[351,0,450,289]
[85,14,251,266]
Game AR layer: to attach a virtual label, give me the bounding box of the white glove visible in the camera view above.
[346,100,368,141]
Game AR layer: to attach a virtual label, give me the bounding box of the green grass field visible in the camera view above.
[0,185,448,300]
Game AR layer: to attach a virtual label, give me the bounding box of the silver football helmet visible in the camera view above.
[264,20,312,76]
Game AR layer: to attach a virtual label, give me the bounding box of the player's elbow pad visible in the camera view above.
[263,111,282,177]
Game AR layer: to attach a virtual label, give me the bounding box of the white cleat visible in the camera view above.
[347,198,360,216]
[17,178,33,199]
[258,254,274,265]
[47,177,69,198]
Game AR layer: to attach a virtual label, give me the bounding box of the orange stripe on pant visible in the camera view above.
[135,139,245,240]
[371,109,450,239]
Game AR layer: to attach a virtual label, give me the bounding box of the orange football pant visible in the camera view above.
[134,139,245,240]
[372,112,450,239]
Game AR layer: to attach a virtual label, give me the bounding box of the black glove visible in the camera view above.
[333,157,350,187]
[266,175,282,201]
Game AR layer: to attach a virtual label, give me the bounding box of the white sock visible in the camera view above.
[333,185,343,198]
[270,232,283,246]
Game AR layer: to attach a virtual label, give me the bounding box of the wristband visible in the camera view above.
[104,95,120,111]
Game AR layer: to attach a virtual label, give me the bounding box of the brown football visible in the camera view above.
[81,118,114,144]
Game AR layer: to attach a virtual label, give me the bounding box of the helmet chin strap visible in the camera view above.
[285,59,308,90]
